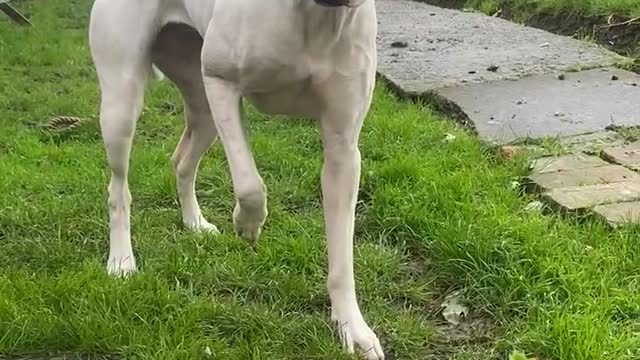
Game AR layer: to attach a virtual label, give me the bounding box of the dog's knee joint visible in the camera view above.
[108,194,131,212]
[236,186,266,211]
[323,147,360,172]
[174,160,191,180]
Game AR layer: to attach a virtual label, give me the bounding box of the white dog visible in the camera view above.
[89,0,382,358]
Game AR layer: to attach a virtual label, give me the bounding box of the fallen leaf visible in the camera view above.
[443,133,457,143]
[204,346,213,356]
[524,201,544,213]
[441,290,468,326]
[509,350,536,360]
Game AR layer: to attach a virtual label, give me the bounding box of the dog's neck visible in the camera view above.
[301,0,372,51]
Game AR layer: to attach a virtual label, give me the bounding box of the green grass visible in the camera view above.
[462,0,640,18]
[1,1,640,360]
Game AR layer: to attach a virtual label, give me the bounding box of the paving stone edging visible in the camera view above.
[527,142,640,226]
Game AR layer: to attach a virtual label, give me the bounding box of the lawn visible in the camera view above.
[443,0,640,56]
[453,0,640,17]
[1,1,640,360]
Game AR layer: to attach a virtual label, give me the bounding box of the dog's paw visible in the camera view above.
[107,254,137,277]
[332,311,384,360]
[234,221,262,243]
[233,201,267,243]
[185,216,220,234]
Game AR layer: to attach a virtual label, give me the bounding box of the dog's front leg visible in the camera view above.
[320,79,384,360]
[201,76,267,243]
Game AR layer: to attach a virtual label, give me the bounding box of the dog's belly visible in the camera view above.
[203,34,330,119]
[246,80,321,119]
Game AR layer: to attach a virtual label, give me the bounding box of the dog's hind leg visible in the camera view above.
[152,23,219,233]
[93,68,146,276]
[89,0,157,276]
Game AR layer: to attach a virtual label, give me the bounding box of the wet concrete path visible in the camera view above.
[376,0,640,144]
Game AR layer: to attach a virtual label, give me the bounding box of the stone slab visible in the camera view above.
[435,68,640,143]
[376,0,640,143]
[543,181,640,211]
[529,165,640,192]
[530,154,609,174]
[601,142,640,171]
[593,201,640,225]
[559,131,628,155]
[377,0,618,92]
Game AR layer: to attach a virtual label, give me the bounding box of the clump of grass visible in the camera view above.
[610,125,640,141]
[426,0,640,60]
[464,0,640,18]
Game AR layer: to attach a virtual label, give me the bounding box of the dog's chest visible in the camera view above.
[201,1,353,92]
[197,0,376,117]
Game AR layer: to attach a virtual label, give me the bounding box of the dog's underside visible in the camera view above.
[88,0,382,358]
